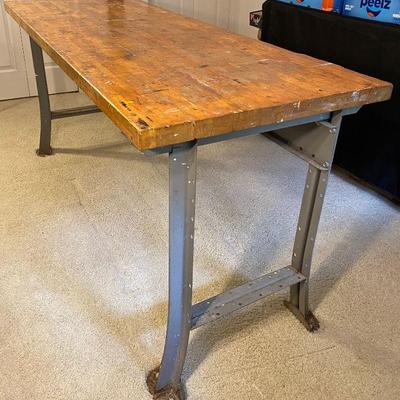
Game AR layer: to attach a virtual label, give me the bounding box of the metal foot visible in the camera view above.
[147,367,186,400]
[284,300,320,332]
[36,147,53,157]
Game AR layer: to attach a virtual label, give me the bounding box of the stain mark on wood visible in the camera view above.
[124,49,135,59]
[120,100,132,111]
[137,118,150,129]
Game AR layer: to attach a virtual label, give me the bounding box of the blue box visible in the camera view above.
[342,0,400,24]
[278,0,344,13]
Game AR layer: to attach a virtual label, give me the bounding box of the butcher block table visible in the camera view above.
[5,0,392,399]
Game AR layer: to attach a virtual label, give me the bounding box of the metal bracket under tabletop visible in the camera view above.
[144,112,332,156]
[144,107,361,158]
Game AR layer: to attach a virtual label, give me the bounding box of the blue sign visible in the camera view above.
[342,0,400,24]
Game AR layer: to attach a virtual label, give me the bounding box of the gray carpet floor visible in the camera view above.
[1,92,399,400]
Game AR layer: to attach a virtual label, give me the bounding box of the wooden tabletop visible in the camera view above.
[5,0,392,151]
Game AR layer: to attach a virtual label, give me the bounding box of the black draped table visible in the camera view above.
[262,0,400,202]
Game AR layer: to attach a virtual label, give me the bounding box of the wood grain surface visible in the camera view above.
[5,0,393,150]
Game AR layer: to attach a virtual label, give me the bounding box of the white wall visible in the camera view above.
[147,0,263,39]
[229,0,264,38]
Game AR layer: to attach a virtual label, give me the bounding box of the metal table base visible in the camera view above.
[30,37,360,400]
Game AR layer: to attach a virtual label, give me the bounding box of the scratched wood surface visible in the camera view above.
[5,0,392,150]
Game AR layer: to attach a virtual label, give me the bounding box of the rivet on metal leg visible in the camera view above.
[284,300,320,332]
[147,367,186,400]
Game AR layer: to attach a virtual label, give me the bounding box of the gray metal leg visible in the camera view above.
[285,166,329,331]
[30,37,52,156]
[147,141,197,400]
[280,112,344,331]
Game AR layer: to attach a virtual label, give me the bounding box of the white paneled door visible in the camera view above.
[0,1,29,100]
[0,0,76,101]
[20,31,77,97]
